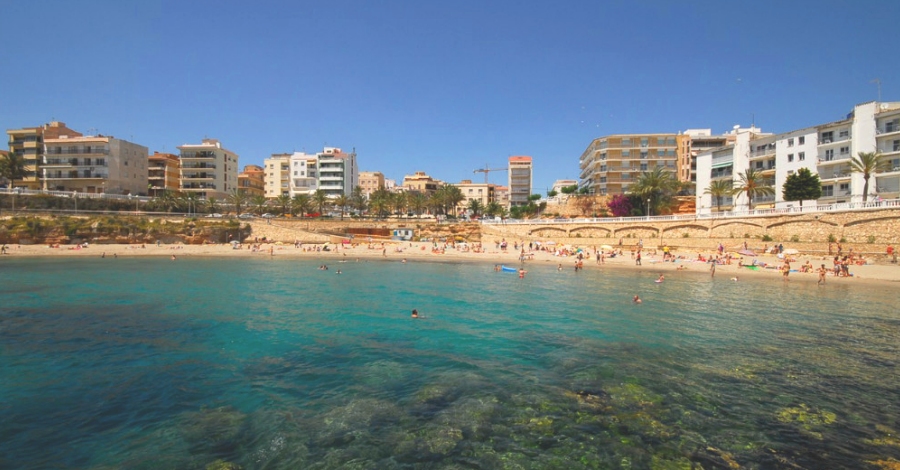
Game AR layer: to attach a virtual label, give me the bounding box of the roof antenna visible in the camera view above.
[871,78,882,101]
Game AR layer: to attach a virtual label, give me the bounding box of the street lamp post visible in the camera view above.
[646,198,651,217]
[73,191,78,214]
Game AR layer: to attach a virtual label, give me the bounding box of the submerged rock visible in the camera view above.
[179,406,247,453]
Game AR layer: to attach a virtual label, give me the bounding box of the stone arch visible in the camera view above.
[709,221,765,238]
[529,227,567,237]
[844,215,898,227]
[613,225,660,238]
[767,218,837,229]
[569,226,612,237]
[661,224,708,238]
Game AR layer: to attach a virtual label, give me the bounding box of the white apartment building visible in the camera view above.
[43,134,149,195]
[696,101,900,214]
[317,147,358,197]
[178,138,239,200]
[263,147,356,198]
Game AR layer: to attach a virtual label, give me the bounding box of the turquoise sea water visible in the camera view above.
[2,257,899,469]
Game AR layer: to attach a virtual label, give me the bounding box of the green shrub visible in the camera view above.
[790,235,800,243]
[761,234,773,242]
[840,237,847,243]
[682,233,690,238]
[744,233,750,239]
[827,234,837,243]
[867,235,876,244]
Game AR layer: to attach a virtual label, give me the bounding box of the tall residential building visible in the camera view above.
[238,164,265,197]
[317,147,358,197]
[264,153,291,197]
[359,171,385,197]
[508,156,533,207]
[579,135,677,196]
[177,138,239,200]
[43,133,149,194]
[695,100,900,214]
[289,152,318,196]
[7,121,82,189]
[402,171,441,195]
[676,129,737,185]
[148,152,181,196]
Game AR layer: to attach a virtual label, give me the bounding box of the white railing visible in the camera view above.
[480,198,900,225]
[0,187,152,202]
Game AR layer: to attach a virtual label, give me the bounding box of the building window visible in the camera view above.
[893,140,900,152]
[640,163,648,171]
[799,152,805,161]
[799,136,805,145]
[787,154,794,162]
[839,130,849,138]
[821,131,833,143]
[840,146,850,155]
[822,185,833,197]
[787,138,794,147]
[825,149,834,161]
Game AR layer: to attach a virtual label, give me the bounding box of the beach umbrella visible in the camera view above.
[230,240,240,245]
[600,244,613,250]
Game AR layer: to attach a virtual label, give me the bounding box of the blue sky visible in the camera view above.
[2,0,897,193]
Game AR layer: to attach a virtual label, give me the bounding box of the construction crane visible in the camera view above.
[473,164,508,184]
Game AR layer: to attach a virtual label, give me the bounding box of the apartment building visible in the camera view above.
[695,101,900,214]
[317,147,357,197]
[508,156,533,207]
[43,133,149,195]
[289,152,318,196]
[402,171,441,195]
[578,135,677,196]
[148,152,180,196]
[453,179,495,213]
[237,164,265,197]
[264,153,291,197]
[676,129,736,185]
[7,121,82,189]
[359,171,385,197]
[177,138,239,200]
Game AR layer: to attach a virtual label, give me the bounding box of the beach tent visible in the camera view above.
[600,244,613,250]
[783,248,800,255]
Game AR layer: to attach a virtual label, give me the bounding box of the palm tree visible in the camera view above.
[350,186,368,216]
[628,166,679,215]
[291,194,312,217]
[333,194,349,219]
[704,179,735,212]
[250,195,268,215]
[275,194,292,216]
[0,151,26,185]
[435,185,465,216]
[408,191,427,216]
[467,199,484,219]
[312,189,329,216]
[734,167,774,211]
[226,189,249,215]
[369,188,390,218]
[390,192,407,217]
[485,201,503,218]
[204,197,218,214]
[154,190,179,213]
[850,151,889,202]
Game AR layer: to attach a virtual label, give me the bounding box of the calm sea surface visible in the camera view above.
[2,257,899,469]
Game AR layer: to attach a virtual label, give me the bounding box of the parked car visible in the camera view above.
[261,213,276,218]
[237,213,254,219]
[206,213,224,218]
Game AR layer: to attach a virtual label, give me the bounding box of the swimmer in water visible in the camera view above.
[411,309,419,318]
[656,274,664,282]
[633,295,642,304]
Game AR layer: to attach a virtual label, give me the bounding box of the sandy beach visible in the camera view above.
[4,238,899,285]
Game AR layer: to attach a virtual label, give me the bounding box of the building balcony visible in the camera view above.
[182,184,218,190]
[45,147,110,155]
[182,174,216,181]
[876,126,900,136]
[44,173,108,180]
[182,163,217,170]
[818,135,851,146]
